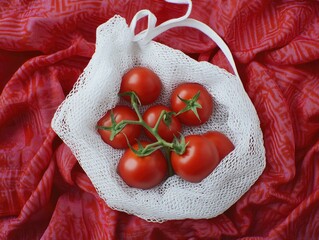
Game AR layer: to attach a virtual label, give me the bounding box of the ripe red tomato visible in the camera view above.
[120,67,162,105]
[143,105,182,142]
[97,105,142,149]
[203,131,235,160]
[117,142,168,189]
[170,83,213,126]
[171,135,219,183]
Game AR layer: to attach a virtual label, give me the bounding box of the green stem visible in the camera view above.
[153,110,166,132]
[141,141,162,154]
[106,91,188,157]
[114,109,174,152]
[132,101,143,121]
[96,125,112,131]
[117,119,141,128]
[144,123,174,149]
[131,103,174,149]
[163,147,174,177]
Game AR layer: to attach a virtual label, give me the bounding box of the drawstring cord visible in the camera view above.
[129,0,239,78]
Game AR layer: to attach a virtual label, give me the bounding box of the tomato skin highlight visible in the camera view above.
[117,142,168,189]
[170,83,213,126]
[143,105,182,142]
[171,135,220,183]
[97,106,142,149]
[203,131,235,160]
[120,67,162,105]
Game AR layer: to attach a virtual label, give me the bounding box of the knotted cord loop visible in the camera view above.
[129,0,239,78]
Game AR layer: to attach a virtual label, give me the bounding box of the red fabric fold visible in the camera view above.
[1,0,319,239]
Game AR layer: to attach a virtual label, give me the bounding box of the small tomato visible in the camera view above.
[203,131,234,160]
[117,142,168,189]
[143,105,182,142]
[170,83,213,126]
[120,67,162,105]
[97,105,142,149]
[171,135,219,183]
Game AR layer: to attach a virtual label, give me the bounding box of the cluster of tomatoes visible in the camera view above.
[97,67,234,189]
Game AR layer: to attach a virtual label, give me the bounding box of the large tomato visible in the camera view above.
[117,142,168,189]
[170,83,213,126]
[143,105,182,142]
[97,105,142,149]
[203,131,235,160]
[171,135,219,183]
[120,66,162,105]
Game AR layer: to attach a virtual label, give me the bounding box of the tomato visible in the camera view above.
[170,83,213,126]
[97,105,142,149]
[203,131,235,160]
[171,135,219,183]
[117,142,168,189]
[143,105,182,142]
[120,67,162,105]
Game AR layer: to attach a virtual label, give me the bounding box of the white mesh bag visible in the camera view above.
[51,0,266,222]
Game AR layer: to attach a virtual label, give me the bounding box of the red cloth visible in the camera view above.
[1,0,319,239]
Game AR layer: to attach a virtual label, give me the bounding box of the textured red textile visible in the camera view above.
[1,0,319,239]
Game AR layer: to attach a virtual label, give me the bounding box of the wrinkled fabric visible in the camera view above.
[0,0,319,239]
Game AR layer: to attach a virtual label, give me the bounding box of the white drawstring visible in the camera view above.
[130,0,192,43]
[130,0,239,78]
[130,10,157,42]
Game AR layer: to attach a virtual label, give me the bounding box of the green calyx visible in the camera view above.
[162,111,175,128]
[171,135,188,155]
[129,141,163,157]
[96,110,128,141]
[175,91,202,122]
[118,91,141,106]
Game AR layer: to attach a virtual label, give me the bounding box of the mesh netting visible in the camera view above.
[51,15,266,222]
